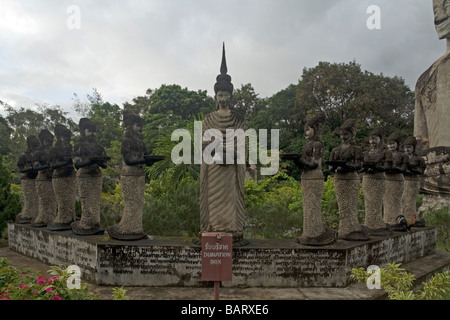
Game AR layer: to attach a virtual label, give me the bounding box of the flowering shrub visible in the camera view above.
[0,258,99,300]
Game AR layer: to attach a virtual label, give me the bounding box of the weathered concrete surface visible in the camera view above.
[7,223,438,288]
[1,243,449,300]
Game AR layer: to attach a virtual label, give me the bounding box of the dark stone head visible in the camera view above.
[123,111,144,129]
[26,135,40,152]
[79,118,97,137]
[305,113,326,138]
[39,129,54,148]
[54,124,72,140]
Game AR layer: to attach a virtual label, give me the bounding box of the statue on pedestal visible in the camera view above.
[199,43,247,245]
[32,129,56,227]
[107,112,149,240]
[400,136,426,227]
[383,132,409,228]
[362,127,391,236]
[71,118,110,235]
[15,136,40,224]
[328,119,369,241]
[414,0,450,209]
[297,114,337,246]
[48,124,76,231]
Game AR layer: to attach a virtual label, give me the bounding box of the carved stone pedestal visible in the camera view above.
[8,223,437,288]
[419,147,450,211]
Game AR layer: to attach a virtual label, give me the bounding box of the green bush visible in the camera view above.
[351,262,450,300]
[143,172,200,237]
[423,206,450,252]
[245,172,302,239]
[100,183,124,227]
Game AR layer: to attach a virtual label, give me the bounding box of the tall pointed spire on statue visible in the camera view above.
[220,42,227,75]
[214,42,233,95]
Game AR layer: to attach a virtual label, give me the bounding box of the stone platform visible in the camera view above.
[7,223,437,288]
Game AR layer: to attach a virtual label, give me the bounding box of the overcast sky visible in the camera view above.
[0,0,445,118]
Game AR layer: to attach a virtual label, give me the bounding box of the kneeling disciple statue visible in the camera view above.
[71,118,110,235]
[48,124,77,231]
[362,127,391,236]
[297,114,337,246]
[200,43,247,245]
[16,136,40,224]
[32,129,57,227]
[383,132,409,228]
[328,119,369,241]
[107,112,153,240]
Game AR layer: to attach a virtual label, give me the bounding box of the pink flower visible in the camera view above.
[31,289,38,295]
[36,276,47,285]
[51,295,63,300]
[0,297,11,300]
[48,276,58,283]
[18,284,28,289]
[45,287,53,293]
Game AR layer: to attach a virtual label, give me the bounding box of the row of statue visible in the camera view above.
[281,117,426,246]
[15,112,163,240]
[14,43,427,246]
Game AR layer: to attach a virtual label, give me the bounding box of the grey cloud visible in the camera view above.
[0,0,444,116]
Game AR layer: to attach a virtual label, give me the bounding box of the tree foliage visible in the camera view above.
[295,61,414,141]
[0,156,21,235]
[145,84,214,120]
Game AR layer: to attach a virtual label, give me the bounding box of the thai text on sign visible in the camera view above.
[201,232,233,282]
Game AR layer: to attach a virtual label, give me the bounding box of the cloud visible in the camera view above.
[0,0,445,117]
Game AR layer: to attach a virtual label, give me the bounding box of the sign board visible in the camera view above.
[201,232,233,282]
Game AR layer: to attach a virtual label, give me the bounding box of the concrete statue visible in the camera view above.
[328,119,369,241]
[199,43,247,245]
[32,129,57,227]
[71,118,110,235]
[401,136,426,224]
[48,124,77,231]
[383,132,409,228]
[107,112,150,240]
[362,127,391,236]
[414,0,450,208]
[297,114,337,246]
[15,136,40,224]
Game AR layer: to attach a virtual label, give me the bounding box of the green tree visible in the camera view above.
[248,84,299,151]
[0,115,12,156]
[2,102,76,181]
[0,156,21,236]
[125,84,215,154]
[145,84,215,120]
[231,83,266,122]
[295,61,414,145]
[72,88,123,148]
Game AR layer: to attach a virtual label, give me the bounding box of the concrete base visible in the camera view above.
[7,223,437,288]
